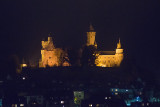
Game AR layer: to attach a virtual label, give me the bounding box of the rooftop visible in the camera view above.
[98,51,116,55]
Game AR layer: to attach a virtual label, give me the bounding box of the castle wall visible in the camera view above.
[95,52,123,67]
[39,37,70,68]
[96,55,116,67]
[86,25,124,67]
[39,49,59,67]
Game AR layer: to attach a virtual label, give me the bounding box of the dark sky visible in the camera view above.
[0,0,160,70]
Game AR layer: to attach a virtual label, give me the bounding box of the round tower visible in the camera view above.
[115,38,124,66]
[86,24,96,47]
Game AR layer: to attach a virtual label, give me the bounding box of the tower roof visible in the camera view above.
[97,51,116,55]
[89,24,94,31]
[117,38,121,49]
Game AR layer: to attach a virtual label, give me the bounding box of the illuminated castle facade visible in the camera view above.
[38,25,123,68]
[39,36,70,68]
[86,25,124,67]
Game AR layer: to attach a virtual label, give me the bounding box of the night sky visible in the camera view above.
[0,0,160,70]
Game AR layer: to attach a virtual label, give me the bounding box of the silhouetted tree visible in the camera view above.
[67,48,78,66]
[81,45,97,67]
[7,55,21,76]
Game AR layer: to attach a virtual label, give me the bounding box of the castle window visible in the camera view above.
[49,57,51,59]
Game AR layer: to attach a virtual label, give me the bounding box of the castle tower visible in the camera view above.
[115,38,124,66]
[86,24,97,47]
[39,36,59,67]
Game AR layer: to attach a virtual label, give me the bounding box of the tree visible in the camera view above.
[81,45,97,67]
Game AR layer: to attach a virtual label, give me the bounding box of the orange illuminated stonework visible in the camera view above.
[95,40,123,67]
[39,37,70,68]
[39,24,123,68]
[86,25,124,67]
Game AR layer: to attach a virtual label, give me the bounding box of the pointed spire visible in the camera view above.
[89,23,94,31]
[117,38,121,49]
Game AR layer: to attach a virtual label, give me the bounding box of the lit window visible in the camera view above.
[105,97,107,99]
[20,104,24,106]
[109,97,111,99]
[33,102,36,105]
[22,77,26,80]
[115,89,118,91]
[89,104,92,107]
[61,101,64,104]
[147,103,149,106]
[115,93,118,95]
[22,64,27,67]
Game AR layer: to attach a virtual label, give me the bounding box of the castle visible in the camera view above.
[86,25,124,67]
[39,35,70,67]
[38,25,123,68]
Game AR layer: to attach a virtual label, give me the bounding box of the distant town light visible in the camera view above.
[136,96,140,102]
[22,64,27,67]
[22,77,26,80]
[89,104,92,107]
[115,92,118,95]
[139,92,142,95]
[12,104,17,107]
[61,101,64,104]
[20,104,24,106]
